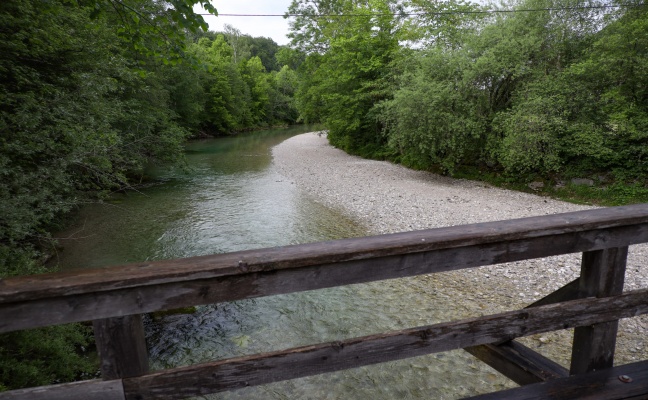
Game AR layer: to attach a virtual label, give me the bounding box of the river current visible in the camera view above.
[53,126,513,399]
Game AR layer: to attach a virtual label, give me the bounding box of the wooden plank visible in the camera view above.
[121,289,648,400]
[465,341,568,385]
[2,223,648,333]
[93,315,149,379]
[1,204,647,304]
[570,247,628,375]
[0,379,124,400]
[464,359,648,400]
[464,278,580,384]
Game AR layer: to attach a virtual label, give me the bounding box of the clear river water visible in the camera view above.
[53,126,513,399]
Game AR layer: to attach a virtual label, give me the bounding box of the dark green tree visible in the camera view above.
[289,0,401,155]
[0,0,218,390]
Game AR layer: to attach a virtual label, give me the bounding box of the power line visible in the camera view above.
[200,3,643,18]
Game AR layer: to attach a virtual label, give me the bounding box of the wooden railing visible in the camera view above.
[1,204,648,399]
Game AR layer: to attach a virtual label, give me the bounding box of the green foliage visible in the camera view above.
[270,66,301,123]
[492,2,648,180]
[242,56,271,124]
[1,0,117,247]
[187,34,301,134]
[246,36,282,72]
[0,0,313,391]
[0,0,300,390]
[290,0,400,154]
[80,0,217,64]
[380,48,486,173]
[401,0,483,47]
[286,0,646,199]
[0,236,96,392]
[364,0,646,194]
[493,77,569,175]
[539,180,648,206]
[276,47,306,70]
[0,325,96,390]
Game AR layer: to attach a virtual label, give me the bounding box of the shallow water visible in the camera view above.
[53,126,513,399]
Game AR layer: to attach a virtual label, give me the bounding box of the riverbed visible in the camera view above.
[273,132,648,380]
[52,128,646,399]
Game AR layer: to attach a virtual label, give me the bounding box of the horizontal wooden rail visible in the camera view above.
[465,359,648,400]
[2,204,648,333]
[1,288,646,400]
[121,288,648,399]
[0,380,124,400]
[1,204,647,400]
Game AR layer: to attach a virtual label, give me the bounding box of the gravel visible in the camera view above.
[273,132,647,368]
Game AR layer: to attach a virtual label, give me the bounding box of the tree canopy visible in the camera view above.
[1,0,647,391]
[289,0,648,193]
[0,0,301,390]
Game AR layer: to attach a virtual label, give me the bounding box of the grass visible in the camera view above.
[453,165,648,206]
[319,130,648,206]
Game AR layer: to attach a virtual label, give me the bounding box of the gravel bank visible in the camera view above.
[273,132,647,369]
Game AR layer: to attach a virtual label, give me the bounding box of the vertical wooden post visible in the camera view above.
[569,246,628,375]
[93,314,149,380]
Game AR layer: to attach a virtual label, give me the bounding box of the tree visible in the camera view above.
[88,0,217,63]
[380,48,487,172]
[493,0,648,178]
[269,66,301,123]
[241,56,271,125]
[276,46,306,70]
[379,0,627,176]
[223,24,251,65]
[246,36,282,72]
[290,0,401,155]
[0,0,218,389]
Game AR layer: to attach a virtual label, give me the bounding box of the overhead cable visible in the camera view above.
[200,3,643,17]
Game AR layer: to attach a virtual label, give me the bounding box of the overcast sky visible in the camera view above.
[196,1,294,45]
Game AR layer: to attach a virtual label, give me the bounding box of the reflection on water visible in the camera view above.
[52,126,361,267]
[53,126,514,399]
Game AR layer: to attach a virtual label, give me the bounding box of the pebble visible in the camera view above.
[273,132,648,367]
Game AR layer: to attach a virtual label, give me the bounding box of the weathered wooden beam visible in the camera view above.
[464,278,581,384]
[93,315,149,380]
[120,289,648,400]
[2,222,647,334]
[0,379,124,400]
[465,341,568,385]
[2,205,648,304]
[570,247,628,375]
[464,359,648,400]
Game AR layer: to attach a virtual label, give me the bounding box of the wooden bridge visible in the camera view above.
[1,204,647,399]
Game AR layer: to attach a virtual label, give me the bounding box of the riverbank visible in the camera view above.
[273,132,647,370]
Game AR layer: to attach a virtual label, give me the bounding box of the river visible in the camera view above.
[53,126,513,399]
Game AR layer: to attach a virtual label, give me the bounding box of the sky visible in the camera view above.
[195,1,294,45]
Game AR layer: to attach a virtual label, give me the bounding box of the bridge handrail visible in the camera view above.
[1,203,647,400]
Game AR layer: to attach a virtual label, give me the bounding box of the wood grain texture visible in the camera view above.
[93,315,149,379]
[2,204,647,304]
[0,379,124,400]
[120,289,648,400]
[2,206,646,400]
[464,359,648,400]
[464,278,582,384]
[2,223,647,333]
[465,341,569,385]
[570,247,628,375]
